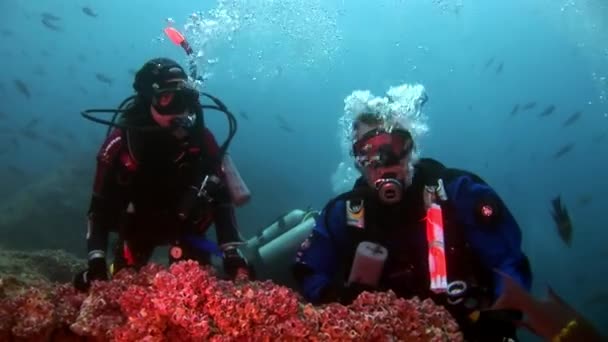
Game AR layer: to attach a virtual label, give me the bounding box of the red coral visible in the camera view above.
[11,287,55,339]
[70,277,128,340]
[54,284,87,325]
[0,261,464,341]
[0,297,16,340]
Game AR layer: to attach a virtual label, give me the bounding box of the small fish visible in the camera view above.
[576,194,592,207]
[483,57,495,70]
[276,114,289,126]
[33,65,46,76]
[495,62,503,74]
[21,128,42,141]
[95,73,113,85]
[538,105,555,117]
[552,142,574,159]
[562,111,582,127]
[127,68,137,76]
[591,131,607,143]
[276,114,295,132]
[41,18,62,31]
[510,104,519,116]
[522,102,537,110]
[41,12,61,21]
[467,104,473,111]
[550,195,572,246]
[238,111,249,120]
[0,28,13,37]
[41,137,67,153]
[13,79,30,98]
[279,124,294,133]
[25,118,40,130]
[479,272,605,342]
[6,165,26,177]
[82,7,98,18]
[63,131,77,142]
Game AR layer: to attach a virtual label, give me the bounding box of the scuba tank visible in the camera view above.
[240,209,318,287]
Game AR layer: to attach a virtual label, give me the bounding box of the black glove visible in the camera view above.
[318,285,340,304]
[340,282,376,304]
[473,309,521,342]
[222,246,254,280]
[317,283,376,305]
[73,257,109,292]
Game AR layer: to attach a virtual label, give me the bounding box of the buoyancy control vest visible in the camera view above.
[342,158,496,318]
[109,125,224,238]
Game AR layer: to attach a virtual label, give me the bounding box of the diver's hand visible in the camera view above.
[316,283,375,305]
[474,312,520,342]
[318,285,340,304]
[340,282,376,304]
[222,246,252,280]
[73,257,109,292]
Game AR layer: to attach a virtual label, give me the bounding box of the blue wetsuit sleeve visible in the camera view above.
[445,175,532,299]
[294,200,348,303]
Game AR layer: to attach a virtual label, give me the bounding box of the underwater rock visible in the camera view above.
[0,155,93,255]
[0,248,86,284]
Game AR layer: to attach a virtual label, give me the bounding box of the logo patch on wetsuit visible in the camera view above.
[346,200,365,229]
[480,204,493,217]
[475,195,502,226]
[99,133,122,164]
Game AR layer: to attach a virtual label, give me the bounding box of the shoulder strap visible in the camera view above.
[415,158,490,201]
[188,125,224,171]
[414,158,447,187]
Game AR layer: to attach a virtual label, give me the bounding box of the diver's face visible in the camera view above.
[352,123,413,189]
[150,105,188,128]
[150,78,192,128]
[363,156,411,189]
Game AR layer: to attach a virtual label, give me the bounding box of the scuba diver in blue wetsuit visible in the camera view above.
[293,112,532,341]
[73,57,253,291]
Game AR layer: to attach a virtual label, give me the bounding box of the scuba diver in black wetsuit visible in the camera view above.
[293,112,533,341]
[74,57,252,291]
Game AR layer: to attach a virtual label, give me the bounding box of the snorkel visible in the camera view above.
[80,25,238,159]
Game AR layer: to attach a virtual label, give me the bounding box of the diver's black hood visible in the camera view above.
[133,58,189,101]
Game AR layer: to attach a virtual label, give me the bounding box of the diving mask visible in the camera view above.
[151,79,199,116]
[352,128,414,204]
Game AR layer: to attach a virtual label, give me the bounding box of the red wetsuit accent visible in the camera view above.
[86,126,241,265]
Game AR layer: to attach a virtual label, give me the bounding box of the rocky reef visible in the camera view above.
[0,248,86,285]
[0,160,93,255]
[0,250,463,342]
